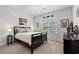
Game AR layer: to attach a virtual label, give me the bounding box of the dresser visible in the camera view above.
[64,33,79,54]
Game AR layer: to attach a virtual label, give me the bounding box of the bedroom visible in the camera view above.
[0,5,76,54]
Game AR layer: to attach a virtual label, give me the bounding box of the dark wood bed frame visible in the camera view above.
[14,26,47,54]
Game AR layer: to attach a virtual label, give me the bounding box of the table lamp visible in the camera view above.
[31,26,34,31]
[8,28,11,35]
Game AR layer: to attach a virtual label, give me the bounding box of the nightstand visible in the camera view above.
[7,35,13,45]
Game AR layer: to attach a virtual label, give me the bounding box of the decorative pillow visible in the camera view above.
[21,29,26,32]
[15,27,31,33]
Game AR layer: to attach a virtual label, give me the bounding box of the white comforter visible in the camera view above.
[15,32,41,45]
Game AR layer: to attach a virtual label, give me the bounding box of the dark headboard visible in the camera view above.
[14,26,31,42]
[14,26,31,34]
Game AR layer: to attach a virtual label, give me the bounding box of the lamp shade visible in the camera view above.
[8,29,11,32]
[31,26,34,31]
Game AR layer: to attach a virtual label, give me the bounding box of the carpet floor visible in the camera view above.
[0,40,63,54]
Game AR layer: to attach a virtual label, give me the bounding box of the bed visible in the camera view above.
[14,26,47,54]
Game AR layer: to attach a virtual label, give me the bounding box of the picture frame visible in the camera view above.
[43,15,54,19]
[19,18,27,25]
[50,15,54,17]
[47,16,50,18]
[76,7,79,17]
[43,16,45,19]
[61,19,69,28]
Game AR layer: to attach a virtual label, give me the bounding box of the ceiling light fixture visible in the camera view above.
[30,5,45,10]
[28,5,46,13]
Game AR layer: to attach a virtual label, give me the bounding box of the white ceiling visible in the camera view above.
[7,5,72,16]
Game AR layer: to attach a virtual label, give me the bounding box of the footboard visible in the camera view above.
[31,32,47,54]
[31,33,42,54]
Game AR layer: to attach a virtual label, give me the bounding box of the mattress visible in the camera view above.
[15,32,41,45]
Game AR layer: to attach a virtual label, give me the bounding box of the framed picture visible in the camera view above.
[19,18,27,25]
[61,19,69,28]
[76,7,79,17]
[50,15,54,17]
[43,16,45,19]
[47,16,50,18]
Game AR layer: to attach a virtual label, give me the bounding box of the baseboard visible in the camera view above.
[0,43,7,47]
[48,39,63,44]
